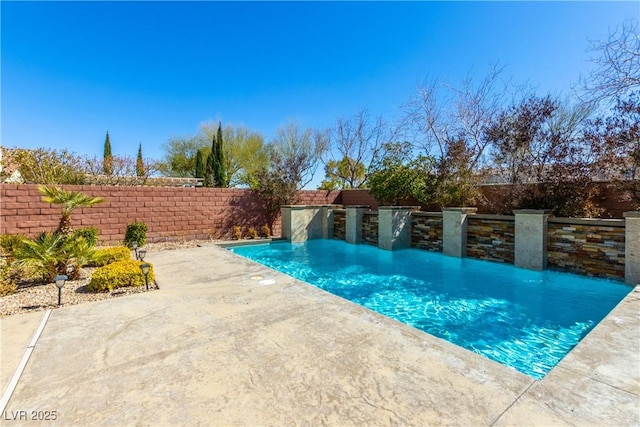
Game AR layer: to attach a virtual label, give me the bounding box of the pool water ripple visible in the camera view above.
[230,240,631,379]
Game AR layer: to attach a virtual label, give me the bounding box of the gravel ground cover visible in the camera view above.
[0,240,215,318]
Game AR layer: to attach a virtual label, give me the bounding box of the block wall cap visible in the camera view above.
[442,207,478,213]
[513,209,552,215]
[623,211,640,218]
[549,217,625,226]
[281,205,324,209]
[473,214,515,221]
[411,211,444,217]
[378,206,421,210]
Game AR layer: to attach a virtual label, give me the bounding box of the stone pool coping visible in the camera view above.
[1,243,638,426]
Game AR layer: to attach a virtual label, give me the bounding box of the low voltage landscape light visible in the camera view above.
[54,275,68,307]
[140,263,151,291]
[132,241,139,259]
[138,249,147,261]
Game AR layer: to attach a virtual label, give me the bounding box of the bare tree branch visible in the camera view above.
[400,63,509,168]
[580,19,640,104]
[326,109,391,188]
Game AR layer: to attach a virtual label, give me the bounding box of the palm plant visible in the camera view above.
[38,186,105,235]
[13,233,107,283]
[14,232,65,282]
[62,237,107,280]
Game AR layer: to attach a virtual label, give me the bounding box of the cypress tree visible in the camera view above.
[195,149,205,179]
[103,131,113,175]
[204,135,216,187]
[214,122,226,187]
[136,143,144,177]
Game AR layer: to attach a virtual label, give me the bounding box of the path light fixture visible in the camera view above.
[54,275,68,307]
[132,241,139,260]
[138,249,147,261]
[140,263,151,291]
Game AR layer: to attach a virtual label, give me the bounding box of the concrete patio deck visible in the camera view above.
[1,244,638,426]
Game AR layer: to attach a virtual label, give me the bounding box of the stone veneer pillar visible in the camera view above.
[378,206,418,251]
[345,206,368,244]
[624,211,640,285]
[514,210,550,271]
[280,205,323,243]
[442,208,477,257]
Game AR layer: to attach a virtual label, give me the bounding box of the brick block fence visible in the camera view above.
[0,184,341,243]
[341,186,635,218]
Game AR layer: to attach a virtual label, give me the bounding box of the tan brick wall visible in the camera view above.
[547,219,625,280]
[466,216,515,263]
[0,184,340,243]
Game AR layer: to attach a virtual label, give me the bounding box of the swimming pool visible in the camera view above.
[230,239,632,379]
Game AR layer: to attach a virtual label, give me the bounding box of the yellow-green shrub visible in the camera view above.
[90,246,131,267]
[0,276,17,296]
[0,265,18,296]
[88,260,155,292]
[0,234,27,258]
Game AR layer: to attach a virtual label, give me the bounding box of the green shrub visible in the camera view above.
[72,227,99,247]
[90,246,131,267]
[124,222,148,248]
[88,259,155,292]
[0,234,27,258]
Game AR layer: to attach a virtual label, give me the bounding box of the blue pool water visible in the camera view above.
[230,240,632,379]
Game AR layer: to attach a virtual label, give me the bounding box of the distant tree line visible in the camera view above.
[2,132,160,186]
[3,20,637,220]
[318,20,640,216]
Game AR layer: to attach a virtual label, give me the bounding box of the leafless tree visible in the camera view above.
[398,65,511,207]
[401,64,510,169]
[325,109,390,188]
[82,154,161,186]
[250,122,328,227]
[399,77,448,156]
[267,121,328,190]
[580,19,640,104]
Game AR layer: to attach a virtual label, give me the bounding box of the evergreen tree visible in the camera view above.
[194,149,205,179]
[103,131,113,175]
[214,122,226,187]
[204,135,216,187]
[136,143,144,177]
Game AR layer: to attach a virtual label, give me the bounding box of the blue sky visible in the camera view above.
[1,1,638,187]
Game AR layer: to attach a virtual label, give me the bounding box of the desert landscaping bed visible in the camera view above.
[0,240,214,318]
